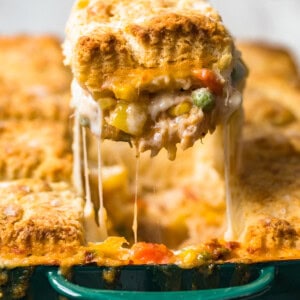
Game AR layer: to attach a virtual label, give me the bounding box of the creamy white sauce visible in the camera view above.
[126,103,147,136]
[223,87,243,122]
[149,92,192,120]
[71,80,102,137]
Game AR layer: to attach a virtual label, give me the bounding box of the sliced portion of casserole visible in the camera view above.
[0,179,84,267]
[0,36,72,121]
[0,120,72,181]
[64,0,246,159]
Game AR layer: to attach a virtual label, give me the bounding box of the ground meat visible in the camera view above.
[137,107,216,160]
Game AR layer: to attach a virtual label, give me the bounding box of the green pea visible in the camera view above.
[197,251,212,262]
[191,88,215,112]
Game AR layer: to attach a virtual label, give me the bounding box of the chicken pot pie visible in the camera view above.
[64,0,246,159]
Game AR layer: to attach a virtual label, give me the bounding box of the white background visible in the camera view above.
[0,0,299,62]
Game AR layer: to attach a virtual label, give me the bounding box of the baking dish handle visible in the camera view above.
[47,266,274,300]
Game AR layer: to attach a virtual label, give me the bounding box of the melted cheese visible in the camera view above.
[82,127,106,242]
[96,138,108,237]
[71,80,144,243]
[71,78,242,244]
[149,92,191,120]
[73,111,83,194]
[223,90,243,240]
[71,80,101,137]
[72,80,107,242]
[132,156,140,243]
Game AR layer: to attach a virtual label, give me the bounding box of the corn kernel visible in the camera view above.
[76,0,89,9]
[112,84,138,101]
[177,248,198,267]
[108,102,129,133]
[168,102,192,117]
[108,102,147,136]
[98,97,116,110]
[88,236,128,257]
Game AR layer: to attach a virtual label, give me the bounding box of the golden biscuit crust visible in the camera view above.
[237,41,299,84]
[0,120,72,181]
[0,35,71,93]
[234,124,300,254]
[240,42,300,125]
[65,0,235,94]
[0,35,72,121]
[228,42,300,252]
[0,179,84,264]
[244,77,300,123]
[0,83,71,121]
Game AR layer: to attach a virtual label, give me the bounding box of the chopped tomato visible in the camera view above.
[131,242,174,264]
[192,68,224,95]
[225,241,240,250]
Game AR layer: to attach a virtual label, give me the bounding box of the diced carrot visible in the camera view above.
[131,242,174,264]
[192,68,224,95]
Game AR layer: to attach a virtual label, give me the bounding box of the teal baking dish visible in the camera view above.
[2,261,300,299]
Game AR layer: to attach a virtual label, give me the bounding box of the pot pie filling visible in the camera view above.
[2,1,300,275]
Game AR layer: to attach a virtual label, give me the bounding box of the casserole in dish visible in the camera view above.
[0,2,300,300]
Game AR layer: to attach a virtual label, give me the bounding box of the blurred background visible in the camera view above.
[0,0,299,63]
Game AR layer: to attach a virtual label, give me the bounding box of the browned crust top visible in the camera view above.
[66,0,235,91]
[0,180,84,258]
[0,120,72,182]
